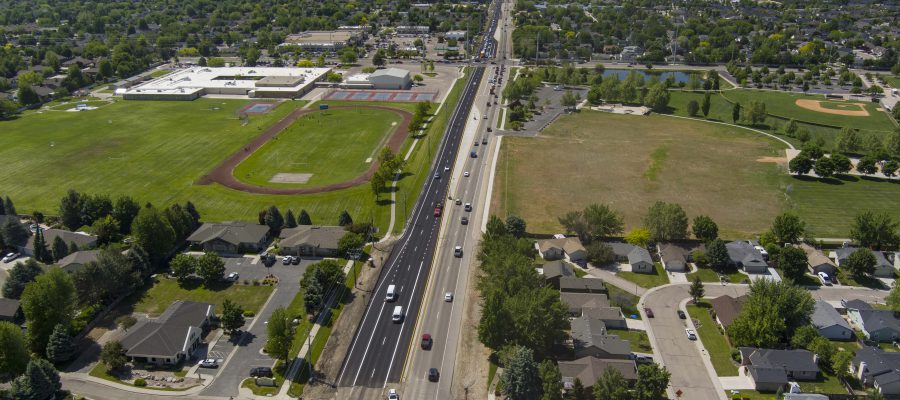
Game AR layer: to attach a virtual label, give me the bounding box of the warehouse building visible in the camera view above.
[338,68,412,90]
[122,67,330,100]
[281,30,364,52]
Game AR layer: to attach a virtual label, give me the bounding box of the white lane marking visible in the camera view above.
[384,260,427,388]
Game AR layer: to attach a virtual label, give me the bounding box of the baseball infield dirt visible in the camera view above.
[196,105,413,194]
[795,99,870,116]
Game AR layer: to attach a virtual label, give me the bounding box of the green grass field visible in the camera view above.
[686,267,747,284]
[687,303,738,377]
[133,277,273,317]
[233,108,402,187]
[618,262,670,288]
[607,328,652,353]
[787,175,900,237]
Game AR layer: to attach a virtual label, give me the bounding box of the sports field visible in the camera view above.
[491,111,788,238]
[721,89,894,132]
[232,108,402,187]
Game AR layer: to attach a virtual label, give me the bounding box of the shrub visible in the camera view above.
[253,280,260,286]
[134,378,147,387]
[731,349,742,363]
[243,311,256,317]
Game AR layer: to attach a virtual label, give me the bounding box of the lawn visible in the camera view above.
[606,284,642,320]
[608,328,652,353]
[233,107,402,188]
[618,262,670,288]
[133,277,273,317]
[686,267,747,284]
[491,111,787,238]
[687,302,738,377]
[89,363,194,391]
[786,175,900,238]
[798,371,848,395]
[835,267,888,289]
[241,377,280,396]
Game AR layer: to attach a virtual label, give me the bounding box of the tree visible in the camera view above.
[506,215,527,238]
[844,248,877,278]
[8,358,59,400]
[0,99,19,120]
[51,236,69,262]
[169,254,197,283]
[732,102,742,123]
[46,323,75,363]
[785,119,799,136]
[91,215,121,246]
[687,100,700,117]
[706,239,729,271]
[889,284,900,312]
[303,274,324,314]
[59,189,83,230]
[857,156,879,175]
[486,215,508,239]
[338,210,353,226]
[18,85,40,106]
[2,259,43,299]
[587,242,616,266]
[635,364,671,400]
[263,205,284,233]
[642,83,670,112]
[31,229,51,263]
[592,367,631,400]
[298,209,312,225]
[539,359,563,400]
[790,325,821,349]
[131,205,176,266]
[112,195,141,234]
[850,211,899,250]
[477,291,512,350]
[100,340,127,370]
[831,154,852,175]
[808,336,836,367]
[644,201,689,242]
[4,197,15,215]
[701,92,711,117]
[196,252,225,287]
[788,153,813,176]
[777,246,808,283]
[689,275,705,304]
[284,209,297,228]
[220,299,245,334]
[0,321,29,377]
[692,215,718,242]
[21,268,76,354]
[2,218,29,247]
[814,156,835,178]
[728,279,815,348]
[832,350,854,380]
[771,213,806,244]
[624,228,651,247]
[883,160,900,178]
[499,346,541,400]
[265,307,293,361]
[569,378,588,400]
[373,51,386,66]
[835,128,862,154]
[746,101,767,125]
[582,203,624,241]
[337,232,365,257]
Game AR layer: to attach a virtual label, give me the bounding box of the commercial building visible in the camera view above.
[339,68,412,90]
[281,30,364,52]
[122,67,330,100]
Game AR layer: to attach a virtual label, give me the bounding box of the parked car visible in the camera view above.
[1,252,19,263]
[421,333,432,349]
[685,329,697,340]
[677,310,686,319]
[282,255,292,265]
[428,368,440,382]
[250,367,273,377]
[388,388,399,400]
[818,272,832,286]
[226,272,239,281]
[199,359,219,368]
[291,256,300,265]
[644,307,654,318]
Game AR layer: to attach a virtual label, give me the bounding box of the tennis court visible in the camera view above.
[323,90,438,102]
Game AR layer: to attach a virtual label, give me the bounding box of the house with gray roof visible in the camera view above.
[627,247,654,273]
[849,307,900,343]
[582,306,626,329]
[811,300,853,340]
[726,241,769,273]
[559,277,607,294]
[571,316,631,359]
[0,298,22,323]
[279,225,346,257]
[607,242,638,261]
[542,260,575,288]
[656,242,703,272]
[56,250,101,273]
[23,229,97,257]
[834,247,895,278]
[120,301,214,365]
[739,348,819,391]
[187,221,269,255]
[558,356,637,391]
[561,292,610,315]
[853,346,900,396]
[709,294,746,330]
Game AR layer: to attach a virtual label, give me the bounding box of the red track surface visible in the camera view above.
[196,105,413,195]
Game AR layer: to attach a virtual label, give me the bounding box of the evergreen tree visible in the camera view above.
[183,201,201,228]
[0,195,5,214]
[539,359,563,400]
[3,196,15,215]
[51,236,69,262]
[284,209,297,228]
[732,102,742,123]
[701,92,711,117]
[0,321,29,377]
[298,209,312,225]
[338,210,353,226]
[46,323,75,363]
[32,229,49,263]
[264,205,284,232]
[499,346,541,400]
[68,241,79,254]
[2,259,43,299]
[59,189,83,230]
[8,359,53,400]
[689,275,705,304]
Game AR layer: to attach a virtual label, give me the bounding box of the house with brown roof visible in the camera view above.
[558,277,607,294]
[120,301,214,365]
[561,292,610,315]
[582,306,626,329]
[279,225,346,257]
[0,298,22,323]
[187,221,269,255]
[656,242,703,272]
[709,294,747,330]
[558,356,637,391]
[799,244,837,277]
[739,348,820,391]
[536,237,586,263]
[542,260,576,288]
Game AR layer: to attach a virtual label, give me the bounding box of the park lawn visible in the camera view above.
[233,107,403,188]
[884,75,900,89]
[720,89,895,133]
[48,100,111,111]
[491,111,787,238]
[618,262,669,288]
[133,277,273,317]
[606,284,641,320]
[608,328,652,353]
[687,303,738,377]
[686,267,747,284]
[786,175,900,238]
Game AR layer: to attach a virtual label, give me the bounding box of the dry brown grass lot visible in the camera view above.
[491,112,789,238]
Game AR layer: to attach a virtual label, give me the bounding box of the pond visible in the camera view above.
[603,69,701,83]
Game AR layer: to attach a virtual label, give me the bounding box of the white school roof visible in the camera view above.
[125,67,331,95]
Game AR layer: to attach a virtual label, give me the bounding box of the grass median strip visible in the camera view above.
[687,302,738,377]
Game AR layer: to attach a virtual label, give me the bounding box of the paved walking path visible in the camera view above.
[584,265,647,296]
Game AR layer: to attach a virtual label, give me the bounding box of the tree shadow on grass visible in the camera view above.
[818,177,845,185]
[836,174,860,182]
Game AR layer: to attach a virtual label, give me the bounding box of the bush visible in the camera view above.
[731,348,742,363]
[253,280,260,286]
[243,311,256,317]
[134,378,147,387]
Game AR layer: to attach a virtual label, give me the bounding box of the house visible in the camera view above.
[542,260,576,288]
[656,242,702,272]
[561,292,610,315]
[368,68,412,90]
[536,237,587,263]
[56,250,101,273]
[853,346,900,396]
[799,244,837,277]
[709,294,747,330]
[582,306,626,329]
[848,307,900,343]
[606,242,637,262]
[811,300,853,340]
[23,229,97,257]
[187,221,269,255]
[120,301,215,365]
[834,247,895,278]
[726,241,769,273]
[558,356,637,390]
[0,298,22,323]
[279,225,346,257]
[571,316,631,359]
[627,247,654,273]
[559,277,607,294]
[739,348,820,391]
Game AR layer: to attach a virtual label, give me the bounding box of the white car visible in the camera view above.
[464,171,470,177]
[226,272,239,281]
[818,272,832,286]
[388,388,399,400]
[199,359,218,368]
[2,252,19,263]
[444,166,450,172]
[685,329,697,341]
[445,292,453,302]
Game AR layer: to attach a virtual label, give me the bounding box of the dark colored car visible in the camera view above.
[677,310,686,319]
[461,216,469,225]
[428,368,440,382]
[250,367,273,378]
[421,333,432,349]
[291,256,300,265]
[644,307,654,318]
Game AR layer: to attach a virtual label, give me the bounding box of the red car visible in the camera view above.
[421,333,432,349]
[434,207,441,217]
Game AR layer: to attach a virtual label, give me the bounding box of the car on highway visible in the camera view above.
[482,137,488,144]
[199,359,219,368]
[250,367,273,377]
[455,198,462,205]
[461,216,469,225]
[445,292,453,302]
[421,333,432,349]
[464,203,472,211]
[464,171,470,177]
[392,306,404,322]
[685,329,697,340]
[434,207,442,217]
[444,166,450,172]
[388,388,399,400]
[427,368,440,382]
[226,272,239,282]
[644,307,654,318]
[2,252,19,263]
[470,151,477,158]
[433,173,439,179]
[454,246,463,257]
[677,310,686,319]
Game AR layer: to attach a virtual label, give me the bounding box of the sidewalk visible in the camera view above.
[62,372,209,397]
[584,265,647,296]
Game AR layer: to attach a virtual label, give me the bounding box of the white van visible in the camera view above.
[392,306,404,323]
[385,284,397,302]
